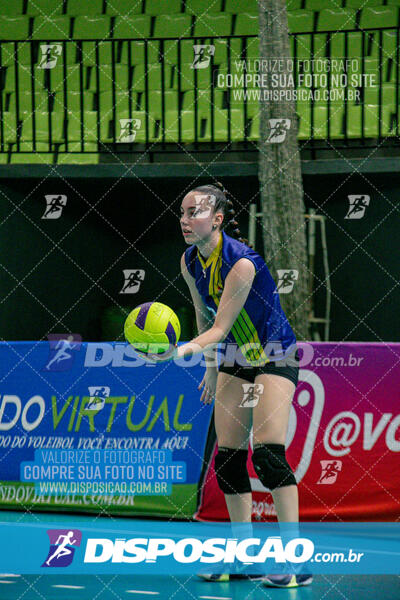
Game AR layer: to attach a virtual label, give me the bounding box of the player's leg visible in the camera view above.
[214,371,253,521]
[198,371,262,581]
[252,373,312,587]
[252,373,298,521]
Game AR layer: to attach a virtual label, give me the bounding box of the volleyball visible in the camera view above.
[124,302,181,356]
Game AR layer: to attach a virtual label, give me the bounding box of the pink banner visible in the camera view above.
[195,343,400,522]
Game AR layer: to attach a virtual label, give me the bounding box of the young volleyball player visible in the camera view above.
[158,182,312,587]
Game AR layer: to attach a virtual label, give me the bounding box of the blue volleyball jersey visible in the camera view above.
[184,231,297,365]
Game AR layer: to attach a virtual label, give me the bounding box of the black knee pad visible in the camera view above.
[214,446,251,495]
[252,443,297,490]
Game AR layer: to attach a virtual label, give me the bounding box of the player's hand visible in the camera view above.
[198,368,218,404]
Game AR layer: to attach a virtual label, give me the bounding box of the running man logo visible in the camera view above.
[42,195,67,219]
[42,334,82,372]
[193,194,216,219]
[120,269,145,294]
[240,383,264,407]
[42,529,82,568]
[267,119,291,143]
[119,118,141,142]
[317,460,342,484]
[345,195,370,219]
[87,386,110,411]
[274,269,299,294]
[191,45,215,69]
[38,44,62,69]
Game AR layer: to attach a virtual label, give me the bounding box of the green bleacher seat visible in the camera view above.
[3,64,43,93]
[182,38,243,67]
[315,103,345,139]
[0,16,30,39]
[32,16,71,39]
[185,0,222,14]
[100,111,146,142]
[118,38,176,64]
[26,111,65,142]
[174,62,216,92]
[328,31,363,62]
[43,64,82,92]
[245,37,260,60]
[367,29,398,63]
[304,0,329,10]
[317,9,357,32]
[359,6,399,28]
[387,0,400,5]
[346,104,396,137]
[181,89,225,111]
[178,108,245,142]
[1,112,20,142]
[287,0,303,10]
[111,16,151,38]
[99,90,144,115]
[193,14,231,37]
[54,89,95,112]
[94,64,131,91]
[73,16,111,39]
[345,0,385,7]
[361,84,398,107]
[0,42,32,65]
[225,0,258,13]
[106,0,143,15]
[0,0,24,15]
[153,15,192,38]
[291,32,313,61]
[67,111,98,141]
[117,39,146,64]
[17,91,54,112]
[132,63,164,90]
[146,90,179,113]
[287,10,314,33]
[296,102,310,139]
[145,0,181,14]
[72,41,113,66]
[234,14,258,35]
[67,0,103,15]
[26,0,64,15]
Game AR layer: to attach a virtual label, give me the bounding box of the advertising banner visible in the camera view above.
[0,515,399,575]
[196,343,400,522]
[0,341,213,518]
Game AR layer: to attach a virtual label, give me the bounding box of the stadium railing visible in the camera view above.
[0,27,398,160]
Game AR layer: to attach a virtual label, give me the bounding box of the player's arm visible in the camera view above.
[177,257,256,360]
[180,254,217,368]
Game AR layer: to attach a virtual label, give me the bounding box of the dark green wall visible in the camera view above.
[0,172,398,342]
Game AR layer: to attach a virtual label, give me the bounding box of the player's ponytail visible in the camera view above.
[190,181,252,247]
